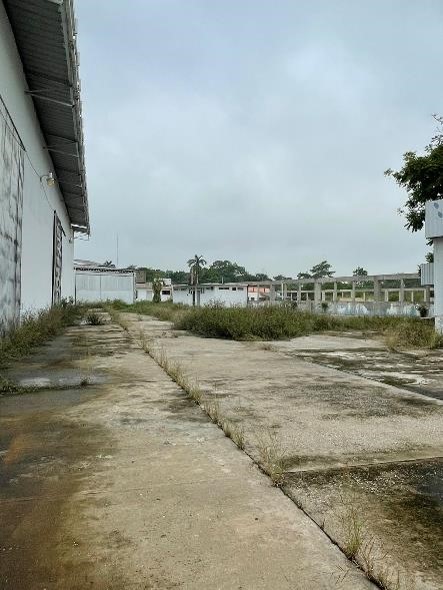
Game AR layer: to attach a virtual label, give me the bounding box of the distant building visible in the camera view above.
[0,0,88,332]
[247,285,271,303]
[74,263,135,304]
[173,284,248,307]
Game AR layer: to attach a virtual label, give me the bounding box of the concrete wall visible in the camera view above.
[298,300,434,317]
[136,287,153,301]
[75,271,135,304]
[0,2,75,319]
[173,285,248,307]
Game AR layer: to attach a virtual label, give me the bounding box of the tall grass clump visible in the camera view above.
[256,429,289,486]
[385,319,443,349]
[0,304,83,367]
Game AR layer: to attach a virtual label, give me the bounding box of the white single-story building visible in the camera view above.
[74,265,135,305]
[173,284,248,307]
[0,0,88,333]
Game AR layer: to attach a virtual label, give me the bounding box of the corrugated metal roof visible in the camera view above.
[3,0,89,233]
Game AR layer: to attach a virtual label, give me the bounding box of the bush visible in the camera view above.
[85,311,104,325]
[385,318,442,349]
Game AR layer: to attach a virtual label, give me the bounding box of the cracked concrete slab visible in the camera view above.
[132,314,443,590]
[0,320,373,589]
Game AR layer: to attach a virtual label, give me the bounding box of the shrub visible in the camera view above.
[85,312,104,325]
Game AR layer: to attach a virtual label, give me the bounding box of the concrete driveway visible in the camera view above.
[0,320,373,589]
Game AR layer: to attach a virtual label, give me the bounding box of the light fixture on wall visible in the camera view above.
[40,171,55,187]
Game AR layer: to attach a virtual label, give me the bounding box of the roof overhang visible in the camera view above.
[3,0,89,233]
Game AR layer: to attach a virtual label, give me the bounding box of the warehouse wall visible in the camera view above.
[0,2,75,325]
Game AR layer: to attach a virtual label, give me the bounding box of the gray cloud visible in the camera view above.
[75,0,443,276]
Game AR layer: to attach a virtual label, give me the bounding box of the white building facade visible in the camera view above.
[173,284,248,307]
[0,0,88,333]
[75,268,135,305]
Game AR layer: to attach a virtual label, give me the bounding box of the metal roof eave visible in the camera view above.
[3,0,90,233]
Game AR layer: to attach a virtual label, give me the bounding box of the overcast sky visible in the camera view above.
[74,0,443,277]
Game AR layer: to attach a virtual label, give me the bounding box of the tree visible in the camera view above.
[152,278,162,303]
[385,114,443,232]
[187,254,207,306]
[353,266,368,277]
[201,260,248,283]
[187,255,207,285]
[309,260,335,279]
[297,271,311,280]
[352,266,370,288]
[166,269,189,284]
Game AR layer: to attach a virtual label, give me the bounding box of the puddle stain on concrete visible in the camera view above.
[0,322,127,590]
[284,458,443,584]
[288,347,443,401]
[0,403,111,589]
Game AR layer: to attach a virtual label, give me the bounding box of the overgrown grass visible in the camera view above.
[107,300,442,349]
[175,305,441,348]
[107,300,183,322]
[0,304,83,367]
[385,319,443,350]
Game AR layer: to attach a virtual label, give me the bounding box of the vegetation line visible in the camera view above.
[107,300,442,349]
[136,326,245,451]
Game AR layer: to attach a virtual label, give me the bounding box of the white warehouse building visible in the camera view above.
[75,266,135,305]
[0,0,88,333]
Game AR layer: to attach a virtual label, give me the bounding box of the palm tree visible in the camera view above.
[187,255,206,306]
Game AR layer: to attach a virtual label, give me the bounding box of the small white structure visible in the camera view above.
[136,279,172,302]
[75,267,135,304]
[0,0,88,333]
[173,284,248,307]
[425,199,443,333]
[136,284,154,301]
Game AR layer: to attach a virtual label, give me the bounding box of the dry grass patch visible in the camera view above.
[256,429,288,486]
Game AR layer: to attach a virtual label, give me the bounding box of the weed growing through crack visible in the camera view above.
[137,327,246,450]
[341,503,364,559]
[256,429,288,486]
[221,419,245,449]
[203,395,222,426]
